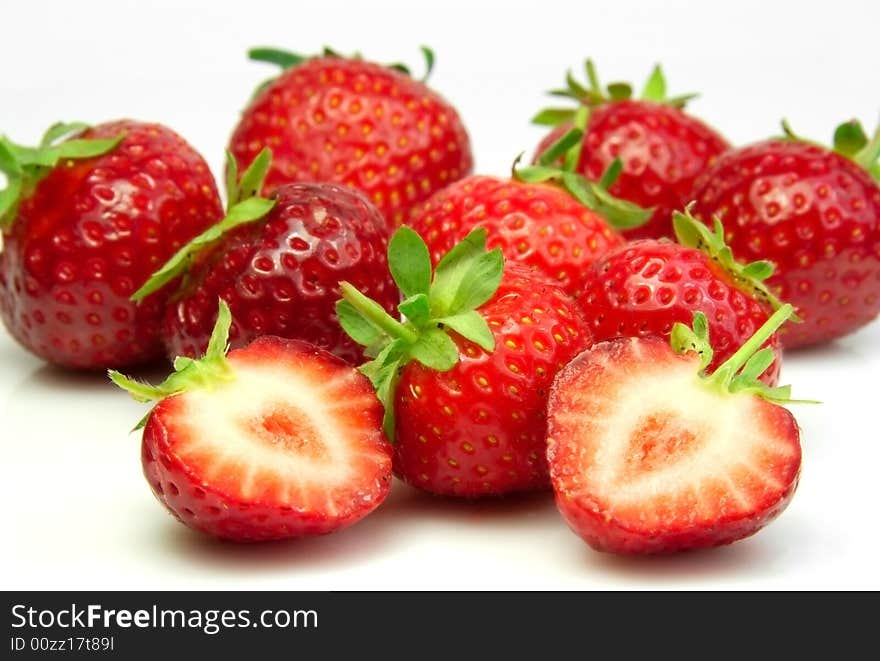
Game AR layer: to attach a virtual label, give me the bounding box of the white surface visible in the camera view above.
[2,0,879,590]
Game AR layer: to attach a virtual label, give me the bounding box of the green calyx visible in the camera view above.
[672,205,794,317]
[0,122,123,231]
[248,45,435,98]
[514,108,653,230]
[531,59,697,127]
[671,304,815,404]
[832,119,880,182]
[779,118,880,182]
[109,300,236,430]
[337,227,503,440]
[131,148,276,302]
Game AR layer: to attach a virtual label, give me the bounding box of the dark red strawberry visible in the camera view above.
[229,47,472,226]
[135,150,397,364]
[407,128,651,298]
[111,301,392,542]
[547,305,803,554]
[578,208,784,384]
[0,121,223,369]
[338,226,591,497]
[533,60,729,239]
[690,121,880,348]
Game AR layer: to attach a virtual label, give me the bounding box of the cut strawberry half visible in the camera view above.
[547,305,805,554]
[111,301,392,542]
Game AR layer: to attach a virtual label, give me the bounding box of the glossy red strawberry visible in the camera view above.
[339,227,591,497]
[229,47,472,226]
[578,209,784,384]
[533,60,729,239]
[0,121,223,369]
[111,302,392,542]
[139,150,397,364]
[548,306,802,554]
[690,122,880,348]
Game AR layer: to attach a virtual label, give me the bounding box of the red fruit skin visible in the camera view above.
[141,336,393,542]
[0,121,223,369]
[163,182,396,364]
[578,240,782,384]
[394,266,592,497]
[536,100,729,240]
[229,57,473,226]
[690,140,880,348]
[547,338,801,554]
[408,175,623,297]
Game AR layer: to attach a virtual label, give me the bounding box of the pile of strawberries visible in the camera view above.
[2,48,878,555]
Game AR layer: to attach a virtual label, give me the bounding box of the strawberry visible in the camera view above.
[338,227,591,497]
[110,301,392,542]
[578,208,785,385]
[408,127,651,297]
[547,305,804,554]
[533,60,729,239]
[0,121,223,369]
[228,46,473,226]
[134,149,397,364]
[690,121,880,348]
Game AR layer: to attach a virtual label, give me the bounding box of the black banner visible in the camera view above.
[2,591,876,658]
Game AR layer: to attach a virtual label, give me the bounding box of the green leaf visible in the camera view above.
[430,228,492,317]
[664,93,698,109]
[0,138,23,176]
[741,260,775,281]
[670,312,713,371]
[409,327,459,371]
[205,301,232,359]
[336,299,385,348]
[606,82,632,101]
[248,47,307,69]
[398,293,430,327]
[234,147,271,205]
[585,59,601,94]
[435,310,494,351]
[565,69,589,99]
[561,172,652,230]
[531,107,576,127]
[641,64,666,101]
[132,196,276,301]
[389,226,432,298]
[420,46,435,81]
[40,122,88,147]
[598,157,623,190]
[735,347,775,384]
[225,151,239,207]
[448,249,503,314]
[0,176,22,223]
[339,281,418,344]
[537,128,583,166]
[514,164,562,184]
[53,135,124,160]
[833,120,868,157]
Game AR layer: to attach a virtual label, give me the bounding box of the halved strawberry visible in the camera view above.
[547,305,804,554]
[110,301,392,542]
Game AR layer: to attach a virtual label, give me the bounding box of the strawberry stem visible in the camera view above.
[339,281,419,345]
[707,304,794,388]
[110,300,236,430]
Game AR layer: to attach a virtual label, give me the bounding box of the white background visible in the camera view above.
[2,0,879,590]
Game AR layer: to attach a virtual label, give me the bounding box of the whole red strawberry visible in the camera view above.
[228,47,472,226]
[338,227,592,497]
[691,121,880,348]
[0,121,223,369]
[408,129,651,298]
[548,306,803,554]
[111,301,393,542]
[533,60,729,239]
[138,150,397,364]
[578,209,784,384]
